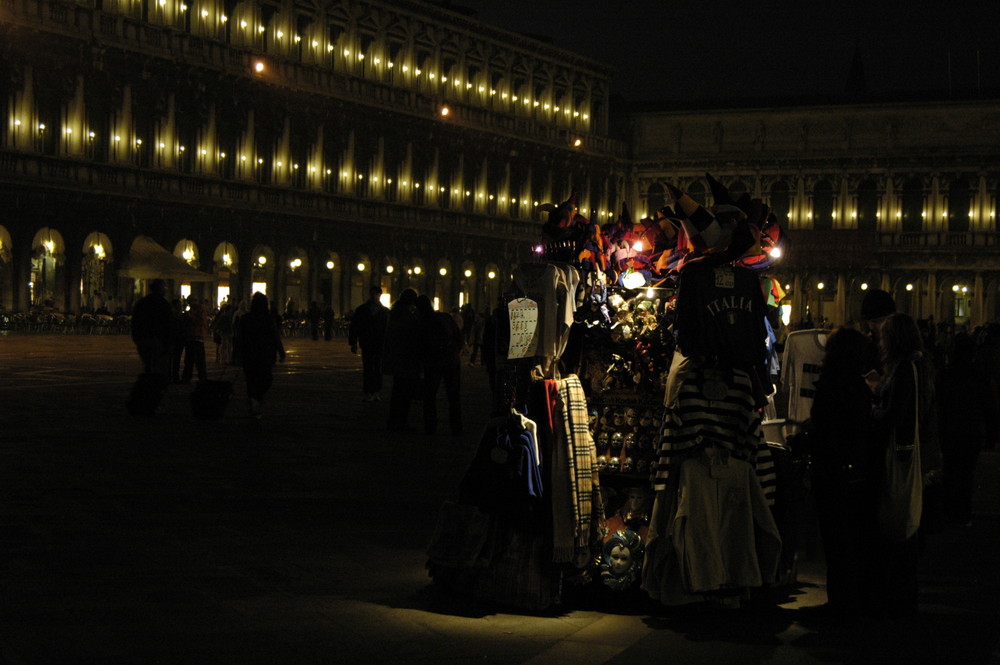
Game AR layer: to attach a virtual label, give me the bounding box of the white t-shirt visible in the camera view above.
[778,329,828,427]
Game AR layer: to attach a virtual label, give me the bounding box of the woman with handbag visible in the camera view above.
[870,312,938,617]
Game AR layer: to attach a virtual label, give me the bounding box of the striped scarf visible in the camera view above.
[557,375,602,559]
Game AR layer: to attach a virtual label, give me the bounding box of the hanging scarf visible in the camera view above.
[555,375,603,564]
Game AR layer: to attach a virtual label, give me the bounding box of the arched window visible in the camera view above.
[902,177,924,232]
[687,181,706,206]
[857,179,879,231]
[647,183,664,215]
[727,180,748,202]
[948,178,971,232]
[813,180,834,230]
[769,180,790,224]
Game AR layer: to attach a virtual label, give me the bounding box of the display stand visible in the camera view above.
[428,178,794,612]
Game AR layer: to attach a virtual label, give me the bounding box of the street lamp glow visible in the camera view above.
[357,263,366,272]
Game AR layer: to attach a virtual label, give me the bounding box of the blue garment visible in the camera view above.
[506,428,543,499]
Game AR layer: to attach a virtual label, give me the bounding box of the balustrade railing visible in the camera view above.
[0,150,539,239]
[880,232,1000,248]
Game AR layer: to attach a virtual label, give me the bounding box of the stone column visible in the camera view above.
[974,272,985,328]
[924,271,938,322]
[791,273,804,325]
[929,175,942,232]
[67,252,82,315]
[835,273,847,326]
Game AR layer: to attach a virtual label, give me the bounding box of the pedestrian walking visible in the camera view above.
[468,305,488,365]
[169,298,185,383]
[307,301,321,341]
[416,294,463,438]
[348,286,389,402]
[323,303,335,341]
[239,292,286,419]
[382,288,420,431]
[180,297,208,383]
[211,302,234,364]
[230,300,247,365]
[130,278,174,378]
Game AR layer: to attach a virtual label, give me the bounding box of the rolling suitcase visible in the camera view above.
[127,373,168,416]
[190,377,233,419]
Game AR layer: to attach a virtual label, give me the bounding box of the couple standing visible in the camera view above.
[349,286,462,437]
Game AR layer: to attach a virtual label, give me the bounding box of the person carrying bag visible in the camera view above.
[878,361,922,542]
[871,312,937,616]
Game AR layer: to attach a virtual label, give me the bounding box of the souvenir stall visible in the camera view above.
[427,175,792,611]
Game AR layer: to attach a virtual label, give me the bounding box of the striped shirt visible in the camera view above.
[652,363,776,503]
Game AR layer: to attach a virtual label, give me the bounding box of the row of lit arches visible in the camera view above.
[0,226,506,315]
[645,175,996,232]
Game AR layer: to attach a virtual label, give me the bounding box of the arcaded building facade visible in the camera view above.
[0,0,626,316]
[631,102,1000,328]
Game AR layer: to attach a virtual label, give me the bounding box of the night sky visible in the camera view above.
[449,0,1000,105]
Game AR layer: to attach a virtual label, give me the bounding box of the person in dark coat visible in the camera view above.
[382,288,420,431]
[416,294,463,437]
[130,278,175,378]
[808,326,877,620]
[322,303,335,341]
[349,286,390,401]
[860,288,896,375]
[307,301,322,341]
[179,297,208,383]
[938,333,997,526]
[239,292,286,418]
[870,312,939,617]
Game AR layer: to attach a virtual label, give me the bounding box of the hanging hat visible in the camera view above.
[706,173,735,206]
[861,289,896,320]
[667,183,734,254]
[654,206,680,243]
[538,190,583,240]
